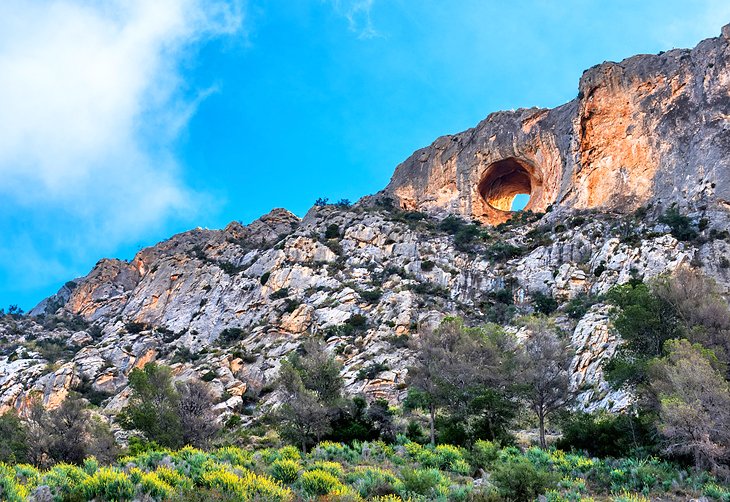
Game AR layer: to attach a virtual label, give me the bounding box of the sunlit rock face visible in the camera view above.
[384,26,730,224]
[4,27,730,422]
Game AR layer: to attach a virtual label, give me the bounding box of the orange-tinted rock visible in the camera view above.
[384,28,730,224]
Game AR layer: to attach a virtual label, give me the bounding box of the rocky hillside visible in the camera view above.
[2,26,730,426]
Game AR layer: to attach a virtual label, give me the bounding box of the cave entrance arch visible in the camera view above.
[477,157,543,223]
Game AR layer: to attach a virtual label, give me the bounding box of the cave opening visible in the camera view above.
[478,158,538,213]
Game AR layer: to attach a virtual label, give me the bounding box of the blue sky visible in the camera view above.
[1,0,728,310]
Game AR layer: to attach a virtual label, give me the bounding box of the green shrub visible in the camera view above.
[486,242,523,262]
[300,469,344,496]
[307,461,343,478]
[434,444,466,470]
[439,215,466,234]
[470,440,500,470]
[563,294,599,319]
[556,412,657,458]
[311,441,360,463]
[346,466,400,498]
[491,457,558,502]
[80,467,135,501]
[270,288,289,300]
[138,471,174,499]
[260,271,271,285]
[213,446,253,467]
[421,260,435,271]
[356,362,390,381]
[360,289,383,303]
[659,205,697,241]
[42,463,90,500]
[703,482,730,501]
[277,445,301,461]
[270,459,300,484]
[0,474,29,502]
[125,322,147,334]
[398,467,447,497]
[325,224,341,239]
[202,469,292,501]
[218,328,246,345]
[532,291,558,315]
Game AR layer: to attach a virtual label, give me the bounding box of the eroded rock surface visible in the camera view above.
[3,28,730,426]
[384,27,730,224]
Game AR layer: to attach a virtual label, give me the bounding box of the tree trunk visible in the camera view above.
[429,403,436,446]
[538,410,546,449]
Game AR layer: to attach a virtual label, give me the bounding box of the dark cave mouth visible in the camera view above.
[478,158,538,212]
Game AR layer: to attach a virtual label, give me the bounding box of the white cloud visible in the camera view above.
[0,0,244,241]
[328,0,379,39]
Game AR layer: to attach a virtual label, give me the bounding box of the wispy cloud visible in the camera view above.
[0,0,244,305]
[328,0,380,39]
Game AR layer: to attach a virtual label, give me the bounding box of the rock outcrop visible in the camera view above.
[2,27,730,426]
[384,26,730,224]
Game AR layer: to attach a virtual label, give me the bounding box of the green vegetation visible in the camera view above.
[0,440,725,501]
[659,205,698,241]
[118,364,219,450]
[601,268,730,473]
[2,265,730,499]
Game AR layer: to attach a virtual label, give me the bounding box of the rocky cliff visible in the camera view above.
[2,27,730,426]
[385,26,730,225]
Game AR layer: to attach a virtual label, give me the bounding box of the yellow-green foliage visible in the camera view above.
[322,484,363,501]
[307,460,344,478]
[154,465,192,490]
[83,456,100,474]
[471,440,500,469]
[41,463,90,499]
[0,471,30,502]
[271,458,300,484]
[312,441,360,463]
[138,471,174,499]
[612,492,650,502]
[300,468,346,496]
[80,467,135,501]
[346,466,401,498]
[0,440,719,502]
[202,468,292,501]
[398,467,449,498]
[13,463,40,490]
[434,444,465,466]
[278,445,301,461]
[703,482,730,500]
[213,445,253,467]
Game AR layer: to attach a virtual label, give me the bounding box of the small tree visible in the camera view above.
[406,318,514,445]
[0,410,28,464]
[119,363,183,448]
[650,339,730,472]
[653,268,730,370]
[24,395,118,467]
[177,379,220,447]
[604,279,680,386]
[276,359,334,452]
[515,317,575,448]
[120,363,219,449]
[295,340,344,406]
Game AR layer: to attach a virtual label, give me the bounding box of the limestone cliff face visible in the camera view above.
[3,28,730,425]
[384,27,730,224]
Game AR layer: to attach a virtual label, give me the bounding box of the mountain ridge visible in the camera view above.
[2,26,730,427]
